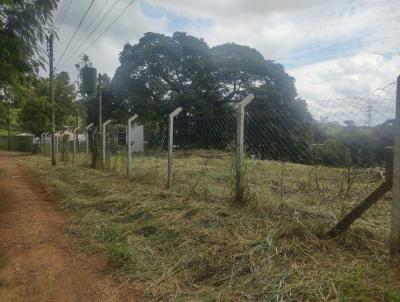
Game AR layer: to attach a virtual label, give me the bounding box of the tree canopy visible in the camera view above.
[111,32,316,162]
[0,0,59,88]
[19,72,78,136]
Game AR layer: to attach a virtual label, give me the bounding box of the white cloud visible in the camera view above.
[147,0,400,61]
[47,0,400,126]
[54,0,168,78]
[290,53,400,125]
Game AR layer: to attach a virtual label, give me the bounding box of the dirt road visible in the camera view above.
[0,152,139,302]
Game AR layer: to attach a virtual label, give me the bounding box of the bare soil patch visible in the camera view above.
[0,152,140,302]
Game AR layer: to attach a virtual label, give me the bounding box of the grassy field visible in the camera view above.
[24,153,400,301]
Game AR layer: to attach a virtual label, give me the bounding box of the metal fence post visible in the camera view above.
[73,127,79,163]
[391,75,400,252]
[103,119,112,169]
[127,115,138,177]
[86,123,94,166]
[235,94,254,203]
[167,107,183,189]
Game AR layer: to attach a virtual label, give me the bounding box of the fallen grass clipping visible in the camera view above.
[23,154,400,301]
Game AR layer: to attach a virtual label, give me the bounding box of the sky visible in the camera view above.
[50,0,400,125]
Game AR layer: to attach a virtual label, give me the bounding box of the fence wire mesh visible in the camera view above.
[238,81,397,222]
[44,80,397,228]
[171,113,237,200]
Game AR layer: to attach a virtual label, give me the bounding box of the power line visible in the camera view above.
[61,0,136,69]
[63,0,116,64]
[68,0,113,52]
[54,0,66,26]
[89,0,136,48]
[56,0,95,67]
[60,0,121,68]
[55,0,73,34]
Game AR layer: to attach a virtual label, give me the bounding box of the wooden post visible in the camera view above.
[102,119,112,169]
[86,123,93,166]
[390,75,400,253]
[73,127,79,163]
[235,94,254,202]
[167,107,183,189]
[325,151,392,238]
[127,115,138,177]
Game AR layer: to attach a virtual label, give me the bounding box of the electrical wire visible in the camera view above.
[56,0,96,67]
[55,0,73,34]
[53,0,66,26]
[60,0,121,68]
[61,0,136,69]
[63,0,117,64]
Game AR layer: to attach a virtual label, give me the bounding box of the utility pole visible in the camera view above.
[49,33,56,166]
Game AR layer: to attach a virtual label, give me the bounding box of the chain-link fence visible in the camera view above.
[41,79,398,228]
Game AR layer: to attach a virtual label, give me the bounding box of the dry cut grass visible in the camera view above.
[22,153,400,301]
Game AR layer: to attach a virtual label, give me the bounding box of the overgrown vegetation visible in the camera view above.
[23,154,400,301]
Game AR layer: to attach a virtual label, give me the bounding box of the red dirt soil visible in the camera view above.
[0,152,140,302]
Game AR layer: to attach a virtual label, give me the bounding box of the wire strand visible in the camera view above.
[56,0,95,67]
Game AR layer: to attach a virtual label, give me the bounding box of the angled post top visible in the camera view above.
[103,119,112,127]
[86,123,94,131]
[170,107,183,118]
[128,114,138,124]
[238,93,255,108]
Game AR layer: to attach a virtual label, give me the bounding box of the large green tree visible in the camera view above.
[0,0,59,88]
[113,32,224,120]
[211,43,316,161]
[19,78,52,136]
[53,71,78,128]
[19,72,78,136]
[0,0,59,133]
[84,73,120,125]
[112,32,316,160]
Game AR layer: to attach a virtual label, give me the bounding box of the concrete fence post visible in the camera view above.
[73,127,79,163]
[167,107,183,189]
[85,123,94,166]
[235,94,254,203]
[41,133,45,155]
[43,133,46,155]
[127,115,138,177]
[390,75,400,253]
[102,119,112,169]
[55,131,60,156]
[44,132,52,155]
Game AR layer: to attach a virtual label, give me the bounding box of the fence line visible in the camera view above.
[38,78,400,247]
